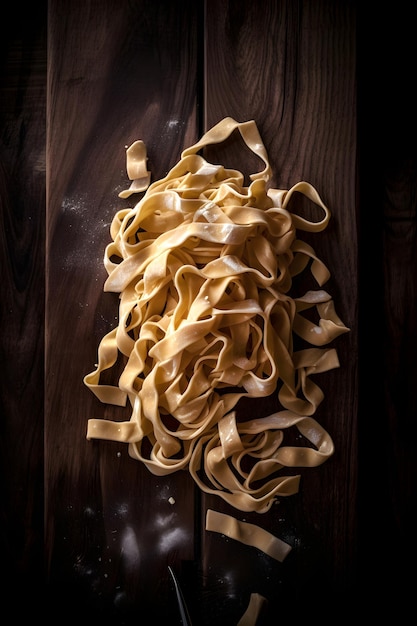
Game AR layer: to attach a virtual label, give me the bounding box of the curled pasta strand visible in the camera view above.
[84,118,349,513]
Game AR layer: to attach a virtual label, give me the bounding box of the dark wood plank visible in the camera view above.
[357,2,417,613]
[0,1,47,612]
[45,1,199,621]
[3,0,415,622]
[200,1,358,622]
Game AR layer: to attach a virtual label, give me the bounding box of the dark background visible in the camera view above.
[1,1,415,622]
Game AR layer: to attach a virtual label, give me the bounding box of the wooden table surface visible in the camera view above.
[1,1,416,623]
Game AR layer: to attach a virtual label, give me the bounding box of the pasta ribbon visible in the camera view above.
[206,509,292,562]
[237,593,267,626]
[84,118,349,513]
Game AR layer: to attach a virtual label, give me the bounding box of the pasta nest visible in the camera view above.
[84,118,349,513]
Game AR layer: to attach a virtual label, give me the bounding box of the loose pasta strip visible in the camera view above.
[237,593,267,626]
[84,117,349,513]
[205,509,292,562]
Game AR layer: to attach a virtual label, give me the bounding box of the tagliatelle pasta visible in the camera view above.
[206,508,292,562]
[84,117,349,514]
[237,593,267,626]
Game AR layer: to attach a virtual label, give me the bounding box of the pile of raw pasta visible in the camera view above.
[84,117,349,513]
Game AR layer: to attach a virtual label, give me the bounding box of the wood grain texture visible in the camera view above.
[199,1,358,621]
[46,1,199,622]
[356,3,417,610]
[0,1,46,612]
[1,0,416,623]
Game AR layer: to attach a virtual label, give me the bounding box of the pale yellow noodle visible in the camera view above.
[237,593,267,626]
[84,117,349,514]
[205,508,292,562]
